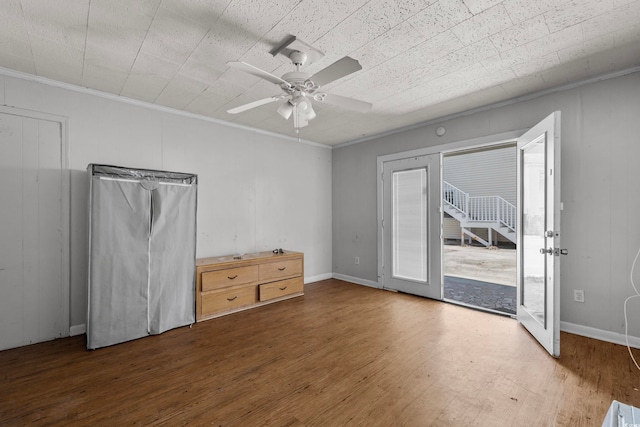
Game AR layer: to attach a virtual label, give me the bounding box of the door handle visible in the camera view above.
[540,248,553,255]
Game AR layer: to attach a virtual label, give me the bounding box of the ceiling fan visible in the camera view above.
[226,40,372,131]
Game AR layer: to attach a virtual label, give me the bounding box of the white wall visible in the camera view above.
[0,73,333,329]
[333,71,640,340]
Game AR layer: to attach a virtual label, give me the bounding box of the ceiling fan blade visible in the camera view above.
[317,93,372,113]
[227,96,283,114]
[227,61,292,87]
[308,56,362,87]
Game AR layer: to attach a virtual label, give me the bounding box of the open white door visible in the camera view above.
[381,154,442,300]
[516,111,562,357]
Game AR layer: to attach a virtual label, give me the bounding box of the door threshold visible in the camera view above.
[444,298,515,318]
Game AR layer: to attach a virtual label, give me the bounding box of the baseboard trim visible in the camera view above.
[70,324,86,336]
[332,273,380,289]
[561,321,640,349]
[305,273,333,284]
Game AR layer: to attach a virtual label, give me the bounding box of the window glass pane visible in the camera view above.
[392,168,428,282]
[522,139,546,325]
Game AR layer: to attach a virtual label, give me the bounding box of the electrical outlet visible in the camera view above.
[574,289,585,303]
[355,257,360,265]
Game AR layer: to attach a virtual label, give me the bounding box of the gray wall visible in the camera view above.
[333,71,640,338]
[0,74,333,329]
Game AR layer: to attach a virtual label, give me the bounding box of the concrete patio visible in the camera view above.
[443,244,517,314]
[443,244,516,287]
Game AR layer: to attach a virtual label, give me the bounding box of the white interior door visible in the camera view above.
[516,111,562,357]
[382,154,442,299]
[0,111,68,350]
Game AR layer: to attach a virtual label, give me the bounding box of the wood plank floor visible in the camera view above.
[1,279,639,426]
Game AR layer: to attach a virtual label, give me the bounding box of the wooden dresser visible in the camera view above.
[195,250,304,322]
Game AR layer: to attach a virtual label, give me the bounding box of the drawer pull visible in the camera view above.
[279,286,287,291]
[227,275,238,280]
[278,267,286,271]
[226,296,238,301]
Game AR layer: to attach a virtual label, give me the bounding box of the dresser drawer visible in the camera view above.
[259,259,302,282]
[202,265,259,291]
[201,285,258,315]
[259,277,304,301]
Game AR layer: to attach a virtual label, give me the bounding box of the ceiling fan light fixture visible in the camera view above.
[303,103,316,121]
[294,97,316,124]
[277,101,293,120]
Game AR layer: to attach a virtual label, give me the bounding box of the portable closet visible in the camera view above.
[87,164,197,349]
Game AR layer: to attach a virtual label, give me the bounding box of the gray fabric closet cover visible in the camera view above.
[87,164,197,349]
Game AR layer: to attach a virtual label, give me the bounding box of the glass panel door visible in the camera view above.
[516,111,561,357]
[382,154,442,299]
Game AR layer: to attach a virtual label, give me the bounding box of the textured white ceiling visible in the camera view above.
[1,0,639,145]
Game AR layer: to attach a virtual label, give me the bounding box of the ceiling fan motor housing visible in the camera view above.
[289,50,307,66]
[280,71,316,93]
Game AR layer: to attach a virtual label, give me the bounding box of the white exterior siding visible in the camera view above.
[443,145,516,243]
[443,145,516,204]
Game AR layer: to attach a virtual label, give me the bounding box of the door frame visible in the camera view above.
[0,105,71,338]
[441,142,517,316]
[377,130,524,291]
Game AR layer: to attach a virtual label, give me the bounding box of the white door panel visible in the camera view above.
[0,112,67,350]
[516,111,562,357]
[382,154,442,300]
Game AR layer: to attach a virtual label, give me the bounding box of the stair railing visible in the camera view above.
[443,181,468,215]
[497,196,516,232]
[443,181,516,232]
[468,196,516,232]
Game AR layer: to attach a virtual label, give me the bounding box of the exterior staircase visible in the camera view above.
[443,181,516,246]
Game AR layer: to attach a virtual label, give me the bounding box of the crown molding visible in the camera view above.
[336,65,640,149]
[0,66,331,150]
